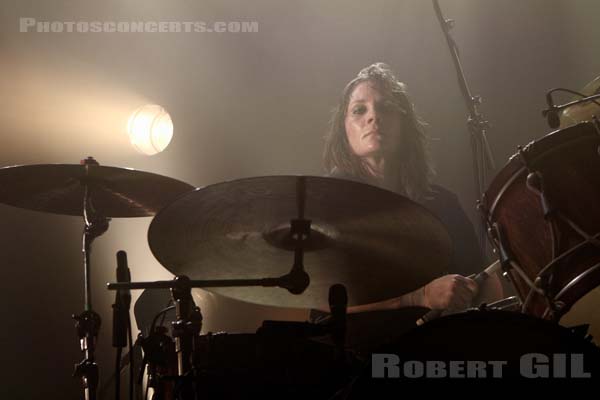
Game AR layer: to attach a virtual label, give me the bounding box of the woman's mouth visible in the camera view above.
[363,130,382,139]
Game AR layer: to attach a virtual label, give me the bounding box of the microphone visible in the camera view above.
[416,260,501,326]
[328,284,347,357]
[544,91,561,129]
[112,250,131,348]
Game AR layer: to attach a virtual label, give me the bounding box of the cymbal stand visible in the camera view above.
[328,284,347,364]
[73,157,110,400]
[278,176,311,294]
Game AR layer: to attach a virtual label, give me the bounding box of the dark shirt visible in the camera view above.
[309,173,486,351]
[327,171,485,277]
[419,184,485,277]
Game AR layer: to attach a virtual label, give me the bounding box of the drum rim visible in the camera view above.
[482,121,599,217]
[548,262,600,319]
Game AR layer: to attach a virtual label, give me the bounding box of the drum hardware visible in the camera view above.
[544,87,600,129]
[110,279,203,399]
[483,296,521,312]
[479,198,533,290]
[517,147,562,314]
[485,138,599,318]
[488,180,595,320]
[492,214,600,319]
[74,157,111,400]
[113,251,132,350]
[72,309,101,400]
[550,263,600,321]
[479,199,526,288]
[136,301,178,400]
[129,174,460,395]
[518,144,600,320]
[481,121,600,323]
[108,278,350,348]
[107,273,313,296]
[490,221,546,297]
[109,277,352,400]
[559,77,600,129]
[532,238,600,320]
[169,277,203,400]
[112,250,133,400]
[0,159,195,400]
[328,283,348,362]
[138,326,176,400]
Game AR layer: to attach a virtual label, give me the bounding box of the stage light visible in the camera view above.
[127,104,173,155]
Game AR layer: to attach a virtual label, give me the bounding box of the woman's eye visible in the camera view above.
[352,106,366,115]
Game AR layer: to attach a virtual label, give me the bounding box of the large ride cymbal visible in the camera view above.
[148,176,452,309]
[0,162,195,217]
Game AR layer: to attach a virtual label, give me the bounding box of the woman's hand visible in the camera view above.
[339,274,481,315]
[422,274,479,311]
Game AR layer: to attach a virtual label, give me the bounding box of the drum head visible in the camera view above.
[344,310,600,393]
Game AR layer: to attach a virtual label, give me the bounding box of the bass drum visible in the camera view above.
[343,310,600,394]
[481,121,600,320]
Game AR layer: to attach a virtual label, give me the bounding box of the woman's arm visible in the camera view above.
[346,274,479,314]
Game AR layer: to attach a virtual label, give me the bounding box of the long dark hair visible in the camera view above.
[323,63,434,200]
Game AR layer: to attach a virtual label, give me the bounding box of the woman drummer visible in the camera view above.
[321,62,501,315]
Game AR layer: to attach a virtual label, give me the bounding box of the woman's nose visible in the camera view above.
[366,108,380,124]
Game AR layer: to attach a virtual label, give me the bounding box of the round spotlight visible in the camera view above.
[127,104,173,155]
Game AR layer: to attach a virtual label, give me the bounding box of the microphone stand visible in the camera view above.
[109,177,313,400]
[432,0,496,250]
[170,276,202,400]
[112,251,132,400]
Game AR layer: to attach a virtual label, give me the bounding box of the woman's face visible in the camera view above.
[344,81,403,159]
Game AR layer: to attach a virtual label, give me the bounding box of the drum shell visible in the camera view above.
[482,122,600,318]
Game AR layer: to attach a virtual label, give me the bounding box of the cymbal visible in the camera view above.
[148,176,452,309]
[0,162,195,217]
[560,75,600,128]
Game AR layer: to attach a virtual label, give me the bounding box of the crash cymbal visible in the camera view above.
[560,75,600,128]
[148,176,452,309]
[0,161,195,217]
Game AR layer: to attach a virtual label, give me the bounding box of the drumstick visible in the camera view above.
[416,260,502,326]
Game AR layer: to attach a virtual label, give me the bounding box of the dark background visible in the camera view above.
[1,0,599,397]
